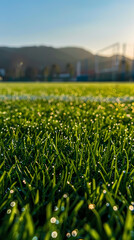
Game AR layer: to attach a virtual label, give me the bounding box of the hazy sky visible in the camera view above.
[1,0,134,54]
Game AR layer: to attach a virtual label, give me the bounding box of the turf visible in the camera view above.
[0,83,134,240]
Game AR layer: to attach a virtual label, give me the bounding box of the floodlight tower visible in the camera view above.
[95,54,99,80]
[121,43,126,81]
[95,43,120,81]
[76,61,81,77]
[112,43,120,80]
[113,43,120,72]
[131,45,134,81]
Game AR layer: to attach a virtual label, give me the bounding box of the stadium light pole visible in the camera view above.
[131,45,134,81]
[121,43,126,81]
[95,54,99,81]
[95,43,120,81]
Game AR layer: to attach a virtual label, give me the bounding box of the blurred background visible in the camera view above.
[0,0,134,82]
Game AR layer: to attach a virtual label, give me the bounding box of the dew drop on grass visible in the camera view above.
[10,201,15,207]
[54,206,58,211]
[21,208,25,212]
[113,206,118,211]
[129,205,134,211]
[32,237,38,240]
[23,179,26,184]
[51,231,58,238]
[66,232,71,238]
[10,190,14,194]
[63,193,68,198]
[106,203,110,207]
[88,204,95,210]
[50,217,56,223]
[103,190,107,194]
[7,209,11,214]
[61,206,65,211]
[72,229,78,237]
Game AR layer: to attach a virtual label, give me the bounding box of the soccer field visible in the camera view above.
[0,83,134,240]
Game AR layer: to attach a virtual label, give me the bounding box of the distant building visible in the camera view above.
[0,69,5,76]
[59,73,70,81]
[59,73,70,78]
[0,69,6,80]
[76,61,81,77]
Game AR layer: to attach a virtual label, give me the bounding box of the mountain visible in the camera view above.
[0,46,94,71]
[59,47,94,61]
[0,46,132,76]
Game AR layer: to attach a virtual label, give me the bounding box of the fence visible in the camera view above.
[77,43,134,82]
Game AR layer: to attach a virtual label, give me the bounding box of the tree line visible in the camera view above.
[5,63,75,81]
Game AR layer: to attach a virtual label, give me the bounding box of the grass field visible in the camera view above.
[0,83,134,240]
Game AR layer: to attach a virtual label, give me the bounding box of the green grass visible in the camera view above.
[0,83,134,240]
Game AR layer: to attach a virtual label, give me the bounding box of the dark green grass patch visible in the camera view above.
[0,83,134,239]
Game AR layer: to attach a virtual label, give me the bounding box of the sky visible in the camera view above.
[1,0,134,55]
